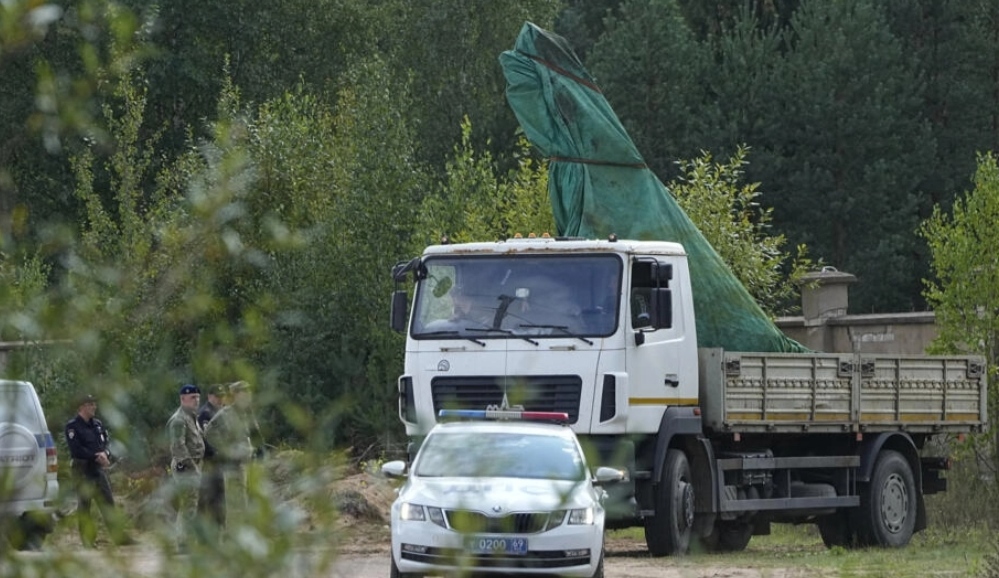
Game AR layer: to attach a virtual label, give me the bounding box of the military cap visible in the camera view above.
[77,394,97,407]
[179,384,201,395]
[228,380,251,393]
[206,383,227,396]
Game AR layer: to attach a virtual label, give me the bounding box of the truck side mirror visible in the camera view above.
[652,288,672,329]
[655,263,673,284]
[390,290,409,332]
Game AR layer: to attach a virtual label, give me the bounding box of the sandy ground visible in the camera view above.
[8,464,824,577]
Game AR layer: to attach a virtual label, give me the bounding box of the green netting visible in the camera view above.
[500,22,807,353]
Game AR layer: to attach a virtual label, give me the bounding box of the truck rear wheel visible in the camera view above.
[643,449,693,556]
[857,450,916,548]
[715,521,753,552]
[699,520,753,552]
[817,511,857,548]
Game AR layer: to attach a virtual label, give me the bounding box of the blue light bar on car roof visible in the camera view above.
[438,409,569,422]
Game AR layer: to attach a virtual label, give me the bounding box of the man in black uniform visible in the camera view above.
[197,384,226,527]
[64,394,131,547]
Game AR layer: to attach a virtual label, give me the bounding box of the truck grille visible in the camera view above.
[445,510,555,534]
[430,375,581,423]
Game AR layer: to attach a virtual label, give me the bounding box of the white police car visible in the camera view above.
[383,410,622,578]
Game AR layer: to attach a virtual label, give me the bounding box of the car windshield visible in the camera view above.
[414,430,586,481]
[410,254,621,339]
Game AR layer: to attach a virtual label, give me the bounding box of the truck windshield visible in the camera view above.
[411,254,621,339]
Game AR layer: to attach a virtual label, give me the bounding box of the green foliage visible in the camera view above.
[245,55,427,450]
[668,146,815,315]
[882,0,999,206]
[385,0,562,171]
[416,118,554,245]
[3,2,999,570]
[979,538,999,578]
[588,0,714,182]
[757,0,935,312]
[920,153,999,508]
[0,249,49,352]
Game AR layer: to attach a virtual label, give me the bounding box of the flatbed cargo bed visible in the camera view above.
[698,348,988,435]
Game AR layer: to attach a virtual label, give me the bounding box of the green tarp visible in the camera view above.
[500,22,807,353]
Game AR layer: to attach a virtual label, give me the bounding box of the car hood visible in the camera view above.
[400,476,596,512]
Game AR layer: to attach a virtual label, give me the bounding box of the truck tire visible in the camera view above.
[698,519,754,553]
[716,521,753,552]
[856,450,916,548]
[817,511,857,548]
[643,449,693,556]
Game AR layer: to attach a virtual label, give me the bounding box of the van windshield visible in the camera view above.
[411,254,621,339]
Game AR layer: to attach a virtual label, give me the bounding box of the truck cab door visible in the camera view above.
[625,258,697,430]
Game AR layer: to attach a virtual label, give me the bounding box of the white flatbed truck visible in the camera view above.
[390,236,988,554]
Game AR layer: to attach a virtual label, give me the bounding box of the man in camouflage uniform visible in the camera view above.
[167,384,205,551]
[205,381,255,527]
[197,384,227,527]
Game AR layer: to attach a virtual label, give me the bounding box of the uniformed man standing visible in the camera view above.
[65,394,133,547]
[196,384,226,527]
[205,381,255,526]
[167,384,206,551]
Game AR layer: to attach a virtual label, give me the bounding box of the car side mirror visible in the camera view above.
[381,460,408,478]
[592,466,626,486]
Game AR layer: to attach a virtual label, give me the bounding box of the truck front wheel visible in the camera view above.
[644,449,693,556]
[857,450,916,548]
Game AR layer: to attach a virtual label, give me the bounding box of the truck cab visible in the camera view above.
[392,236,697,440]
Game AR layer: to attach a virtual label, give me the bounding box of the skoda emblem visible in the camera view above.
[437,359,450,372]
[492,505,503,513]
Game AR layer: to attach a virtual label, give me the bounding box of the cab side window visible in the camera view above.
[631,262,653,328]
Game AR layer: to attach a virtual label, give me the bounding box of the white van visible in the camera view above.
[0,380,59,550]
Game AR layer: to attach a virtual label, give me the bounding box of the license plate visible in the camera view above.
[466,536,529,555]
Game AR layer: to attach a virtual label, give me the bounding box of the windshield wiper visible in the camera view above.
[517,324,593,345]
[466,327,538,346]
[420,330,485,347]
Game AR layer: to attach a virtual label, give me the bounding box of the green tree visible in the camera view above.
[668,147,815,315]
[1,0,140,239]
[699,6,784,162]
[920,152,999,512]
[882,0,999,211]
[553,0,624,60]
[587,0,714,183]
[249,56,427,449]
[386,0,562,172]
[416,118,553,246]
[676,0,799,40]
[753,0,934,312]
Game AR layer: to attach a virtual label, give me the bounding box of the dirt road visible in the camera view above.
[23,535,816,578]
[330,539,818,578]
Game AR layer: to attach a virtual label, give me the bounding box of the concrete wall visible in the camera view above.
[776,311,938,354]
[775,268,938,355]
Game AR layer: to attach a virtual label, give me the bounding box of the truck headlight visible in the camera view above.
[568,507,595,525]
[400,502,426,521]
